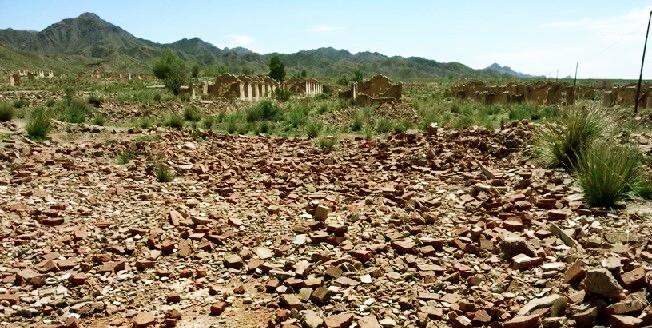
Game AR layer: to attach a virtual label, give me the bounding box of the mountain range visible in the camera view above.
[0,13,534,80]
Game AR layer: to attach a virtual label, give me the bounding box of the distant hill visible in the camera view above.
[482,63,538,78]
[0,13,534,80]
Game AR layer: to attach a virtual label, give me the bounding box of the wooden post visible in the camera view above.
[635,10,652,114]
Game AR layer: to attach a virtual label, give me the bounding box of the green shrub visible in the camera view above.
[45,99,56,108]
[305,121,322,138]
[393,120,410,134]
[274,88,291,102]
[245,100,282,122]
[92,114,107,126]
[536,107,608,170]
[87,95,103,108]
[632,178,652,200]
[224,117,238,134]
[165,113,184,129]
[256,121,271,134]
[350,114,364,132]
[153,93,162,102]
[154,163,175,182]
[576,142,642,207]
[136,117,155,129]
[26,108,51,140]
[0,102,14,122]
[202,115,215,129]
[317,136,338,152]
[374,118,393,133]
[509,104,558,121]
[183,106,202,121]
[59,99,93,124]
[116,149,136,165]
[285,105,309,129]
[13,99,29,109]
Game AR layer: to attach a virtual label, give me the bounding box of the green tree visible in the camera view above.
[268,55,286,82]
[191,64,200,79]
[353,70,364,83]
[300,70,307,78]
[153,51,188,95]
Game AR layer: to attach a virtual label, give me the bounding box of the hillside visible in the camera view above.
[0,13,533,79]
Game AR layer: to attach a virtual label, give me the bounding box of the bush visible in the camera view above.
[305,121,322,138]
[154,163,175,182]
[164,113,184,129]
[92,114,107,126]
[183,106,202,121]
[536,107,608,170]
[202,115,215,129]
[26,108,51,140]
[224,117,238,134]
[88,95,103,108]
[393,120,410,134]
[45,99,56,108]
[13,99,29,109]
[374,118,394,134]
[317,136,338,152]
[136,117,155,129]
[256,121,271,134]
[59,99,93,124]
[116,149,136,165]
[274,88,291,102]
[285,105,309,129]
[576,142,642,207]
[0,102,14,122]
[245,101,282,122]
[153,93,162,102]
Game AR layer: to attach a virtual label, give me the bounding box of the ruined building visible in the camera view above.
[339,74,402,106]
[451,81,576,106]
[203,74,280,101]
[284,78,323,96]
[602,84,652,109]
[9,73,20,86]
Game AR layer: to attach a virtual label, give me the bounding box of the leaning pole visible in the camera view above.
[634,10,652,114]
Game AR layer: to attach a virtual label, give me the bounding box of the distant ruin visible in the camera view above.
[284,78,323,97]
[451,80,652,109]
[450,81,577,106]
[7,69,55,86]
[339,74,402,105]
[602,84,652,109]
[201,74,280,101]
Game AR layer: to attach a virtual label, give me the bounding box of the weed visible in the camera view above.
[26,107,51,140]
[0,102,14,121]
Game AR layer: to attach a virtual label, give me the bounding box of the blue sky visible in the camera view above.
[1,0,651,79]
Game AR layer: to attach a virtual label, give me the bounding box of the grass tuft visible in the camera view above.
[0,102,15,122]
[164,112,184,129]
[26,107,52,140]
[155,163,175,182]
[536,107,609,170]
[576,142,642,207]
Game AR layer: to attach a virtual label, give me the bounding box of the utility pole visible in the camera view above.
[573,62,579,104]
[635,10,652,114]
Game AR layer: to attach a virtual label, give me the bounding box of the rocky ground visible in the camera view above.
[0,119,651,328]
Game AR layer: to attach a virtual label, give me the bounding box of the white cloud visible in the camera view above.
[224,34,254,47]
[308,25,343,33]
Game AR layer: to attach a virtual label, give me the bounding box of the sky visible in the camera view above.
[1,0,652,79]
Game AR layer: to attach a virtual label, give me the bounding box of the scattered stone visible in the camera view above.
[584,268,624,298]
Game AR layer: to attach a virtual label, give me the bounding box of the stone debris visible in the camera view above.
[0,120,650,328]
